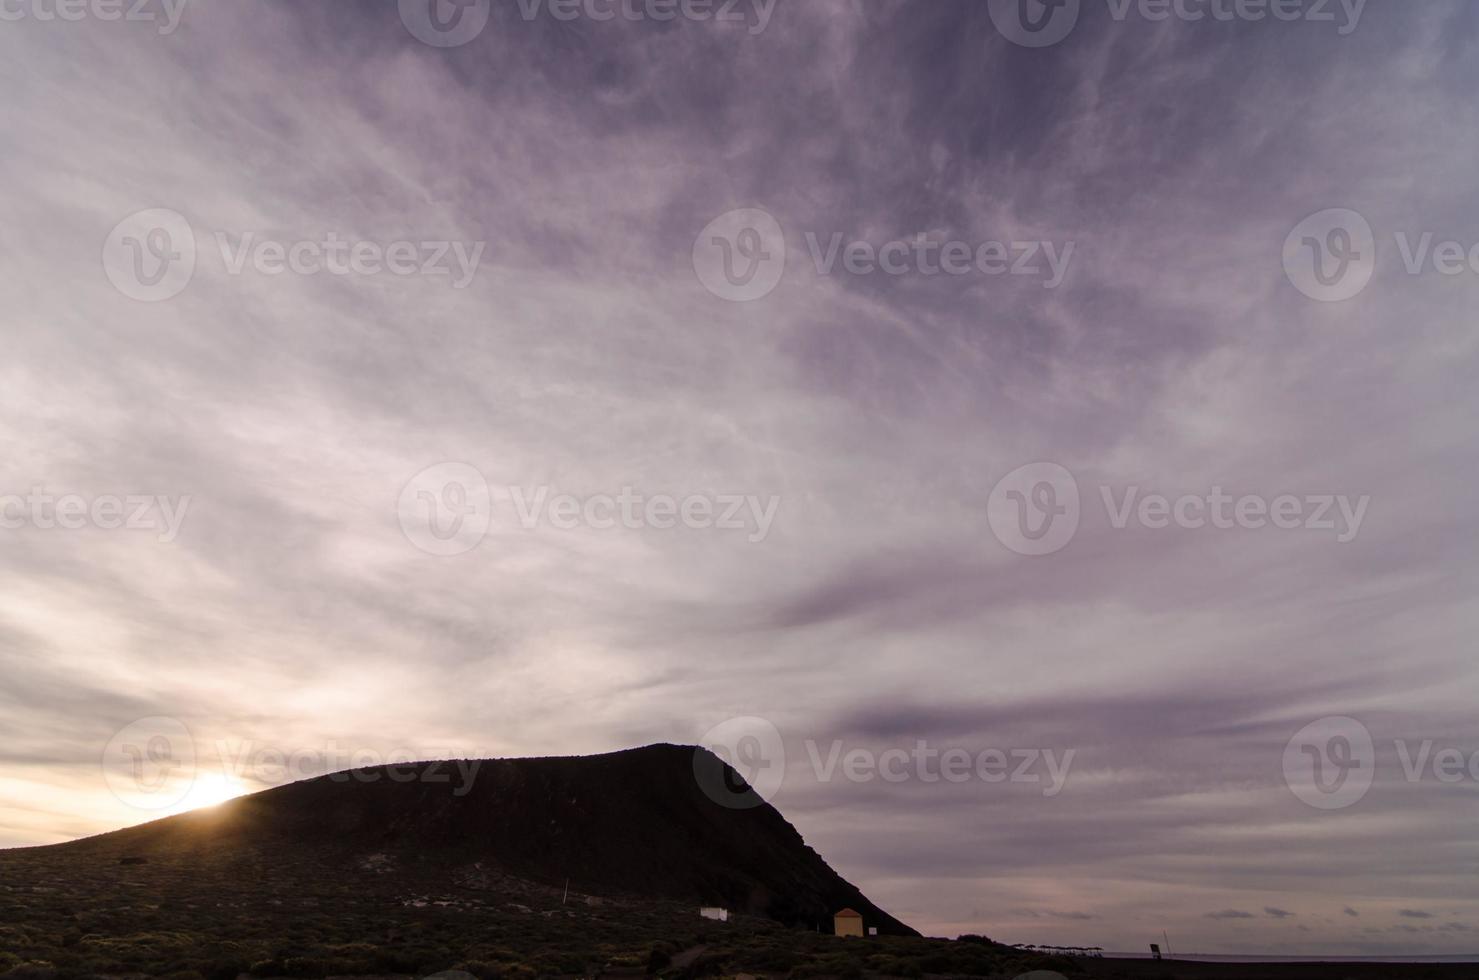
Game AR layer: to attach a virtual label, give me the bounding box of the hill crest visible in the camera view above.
[59,741,916,937]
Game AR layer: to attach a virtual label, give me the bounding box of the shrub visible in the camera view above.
[739,946,802,971]
[202,956,249,980]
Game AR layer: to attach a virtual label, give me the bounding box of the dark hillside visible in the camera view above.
[49,743,914,937]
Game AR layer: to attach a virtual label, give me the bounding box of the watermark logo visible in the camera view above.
[513,0,777,34]
[397,467,782,556]
[1283,716,1375,811]
[1106,0,1365,33]
[102,716,197,811]
[217,738,482,796]
[987,0,1080,48]
[0,490,191,542]
[399,0,491,47]
[1100,486,1368,542]
[693,208,787,302]
[103,208,196,302]
[989,464,1370,556]
[1285,717,1479,812]
[694,209,1075,300]
[0,0,188,34]
[696,715,787,809]
[1283,207,1376,302]
[103,211,484,300]
[695,718,1078,809]
[988,462,1081,557]
[1284,207,1479,302]
[803,233,1074,287]
[806,740,1076,796]
[506,487,779,543]
[988,0,1366,47]
[397,462,493,557]
[213,232,484,288]
[1391,232,1479,279]
[103,722,487,810]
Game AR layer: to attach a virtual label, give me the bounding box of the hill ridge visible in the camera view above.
[48,741,916,937]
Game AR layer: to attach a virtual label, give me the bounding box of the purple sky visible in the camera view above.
[3,0,1479,958]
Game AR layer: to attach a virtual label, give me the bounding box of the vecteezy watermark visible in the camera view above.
[102,209,197,302]
[505,486,780,542]
[1282,208,1375,302]
[397,0,775,47]
[1283,717,1375,810]
[102,209,485,302]
[1284,206,1479,302]
[986,462,1082,557]
[213,232,484,288]
[987,462,1369,556]
[1098,486,1368,542]
[695,716,1077,810]
[692,208,787,302]
[0,490,190,542]
[102,717,485,810]
[397,462,781,556]
[0,0,188,34]
[987,0,1365,49]
[216,738,483,797]
[1284,716,1479,811]
[804,740,1076,795]
[398,0,491,47]
[695,715,788,809]
[397,462,494,558]
[514,0,777,34]
[803,233,1074,288]
[103,716,197,811]
[986,0,1081,48]
[692,208,1074,302]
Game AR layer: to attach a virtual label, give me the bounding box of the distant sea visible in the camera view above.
[1103,953,1479,964]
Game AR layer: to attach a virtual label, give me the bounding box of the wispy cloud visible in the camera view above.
[2,0,1479,958]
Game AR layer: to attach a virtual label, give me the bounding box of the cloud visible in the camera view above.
[2,0,1479,960]
[1014,909,1096,921]
[1265,908,1296,920]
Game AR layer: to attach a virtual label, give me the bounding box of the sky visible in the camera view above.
[3,0,1479,959]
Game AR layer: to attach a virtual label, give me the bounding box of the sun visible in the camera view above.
[170,772,249,814]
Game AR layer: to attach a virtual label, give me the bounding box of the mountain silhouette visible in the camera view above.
[60,743,916,937]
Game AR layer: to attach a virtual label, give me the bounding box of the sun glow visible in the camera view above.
[167,772,249,816]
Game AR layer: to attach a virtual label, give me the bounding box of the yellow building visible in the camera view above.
[834,907,864,938]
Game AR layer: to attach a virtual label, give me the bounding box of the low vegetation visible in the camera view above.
[0,832,1068,979]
